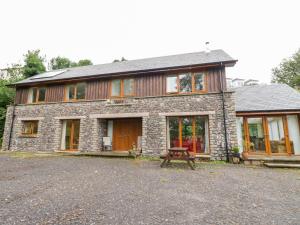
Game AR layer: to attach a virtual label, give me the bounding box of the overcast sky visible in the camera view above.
[0,0,299,83]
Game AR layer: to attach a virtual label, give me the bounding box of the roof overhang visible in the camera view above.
[9,59,237,88]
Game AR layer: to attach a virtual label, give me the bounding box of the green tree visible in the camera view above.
[0,75,22,144]
[77,59,93,67]
[272,49,300,88]
[49,56,72,70]
[23,50,46,78]
[49,57,93,70]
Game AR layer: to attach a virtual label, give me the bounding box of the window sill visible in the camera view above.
[64,99,86,103]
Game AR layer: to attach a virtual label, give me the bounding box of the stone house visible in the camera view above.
[2,50,238,160]
[4,49,300,162]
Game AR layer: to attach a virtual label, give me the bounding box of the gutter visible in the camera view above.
[219,62,230,162]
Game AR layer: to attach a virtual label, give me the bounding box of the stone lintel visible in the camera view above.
[17,117,45,121]
[54,116,86,120]
[89,113,149,119]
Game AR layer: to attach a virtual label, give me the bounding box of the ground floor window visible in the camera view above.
[237,114,300,155]
[167,116,209,154]
[21,120,38,136]
[61,120,80,151]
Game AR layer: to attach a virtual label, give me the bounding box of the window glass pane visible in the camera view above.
[22,121,38,135]
[111,79,121,96]
[194,73,204,91]
[267,117,286,153]
[123,79,134,96]
[287,115,300,154]
[169,117,179,148]
[22,122,31,134]
[73,120,80,149]
[38,87,46,102]
[195,116,208,153]
[32,122,38,134]
[182,117,193,152]
[68,85,76,100]
[76,83,86,100]
[166,76,177,92]
[179,73,192,93]
[32,88,38,103]
[247,117,266,153]
[65,120,72,150]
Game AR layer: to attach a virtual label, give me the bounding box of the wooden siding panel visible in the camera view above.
[16,88,29,104]
[135,74,166,97]
[46,85,64,102]
[206,68,225,92]
[15,67,226,104]
[86,79,110,100]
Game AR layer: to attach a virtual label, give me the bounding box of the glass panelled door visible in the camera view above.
[247,117,266,153]
[64,120,80,151]
[267,117,287,154]
[181,117,193,152]
[169,117,180,148]
[242,115,294,155]
[168,116,209,154]
[195,117,207,153]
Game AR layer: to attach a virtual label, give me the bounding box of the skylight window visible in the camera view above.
[30,70,67,80]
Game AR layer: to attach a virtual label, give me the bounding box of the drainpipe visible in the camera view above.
[219,62,230,162]
[7,104,16,151]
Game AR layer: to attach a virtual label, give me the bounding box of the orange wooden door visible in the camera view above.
[113,118,142,151]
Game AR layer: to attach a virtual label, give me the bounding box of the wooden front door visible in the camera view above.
[112,118,142,151]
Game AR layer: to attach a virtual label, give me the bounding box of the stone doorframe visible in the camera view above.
[89,113,150,152]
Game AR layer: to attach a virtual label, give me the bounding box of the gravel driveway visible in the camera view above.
[0,153,299,225]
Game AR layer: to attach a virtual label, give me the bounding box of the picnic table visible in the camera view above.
[160,147,196,170]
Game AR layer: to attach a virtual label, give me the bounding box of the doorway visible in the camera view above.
[61,120,80,151]
[110,118,142,151]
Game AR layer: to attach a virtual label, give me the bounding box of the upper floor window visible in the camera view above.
[166,72,205,94]
[28,87,46,103]
[21,120,38,136]
[111,78,134,97]
[65,82,86,101]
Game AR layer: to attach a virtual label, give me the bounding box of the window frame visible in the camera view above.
[110,78,135,98]
[166,72,207,94]
[28,87,47,103]
[64,82,87,102]
[168,116,210,155]
[240,115,293,156]
[21,120,39,136]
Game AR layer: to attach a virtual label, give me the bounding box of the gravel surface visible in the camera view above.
[0,154,299,225]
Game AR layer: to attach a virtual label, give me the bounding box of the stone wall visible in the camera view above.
[2,92,237,159]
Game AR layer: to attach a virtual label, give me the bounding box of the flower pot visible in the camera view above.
[232,156,240,164]
[242,151,249,160]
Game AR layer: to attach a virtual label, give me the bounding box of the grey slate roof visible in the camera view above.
[15,49,236,85]
[234,84,300,112]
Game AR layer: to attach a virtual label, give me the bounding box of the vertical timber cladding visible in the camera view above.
[13,67,227,103]
[15,88,29,104]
